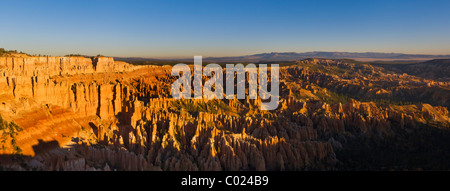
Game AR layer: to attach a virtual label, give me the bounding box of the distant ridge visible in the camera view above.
[115,51,450,63]
[202,51,450,62]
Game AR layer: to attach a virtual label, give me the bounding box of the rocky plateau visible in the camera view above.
[0,55,449,171]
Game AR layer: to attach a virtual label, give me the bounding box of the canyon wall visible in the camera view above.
[0,56,151,156]
[0,57,449,171]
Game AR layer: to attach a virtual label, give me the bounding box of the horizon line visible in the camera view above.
[3,48,450,59]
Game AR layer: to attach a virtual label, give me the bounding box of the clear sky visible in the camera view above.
[1,0,450,58]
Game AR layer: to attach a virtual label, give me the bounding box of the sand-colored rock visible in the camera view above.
[0,56,448,171]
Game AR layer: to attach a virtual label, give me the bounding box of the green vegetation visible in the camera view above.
[369,98,418,106]
[0,48,28,56]
[317,90,352,104]
[0,48,12,55]
[65,54,84,57]
[0,114,23,154]
[295,61,356,78]
[64,54,106,58]
[294,58,403,78]
[313,88,420,106]
[169,99,232,117]
[64,54,95,58]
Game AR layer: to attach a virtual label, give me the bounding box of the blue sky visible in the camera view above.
[1,0,450,58]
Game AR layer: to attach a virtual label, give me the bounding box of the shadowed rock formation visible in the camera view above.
[0,56,448,171]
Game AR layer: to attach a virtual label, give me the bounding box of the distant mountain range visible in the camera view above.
[202,52,450,62]
[115,51,450,63]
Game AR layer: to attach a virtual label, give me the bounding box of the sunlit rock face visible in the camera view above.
[0,56,448,171]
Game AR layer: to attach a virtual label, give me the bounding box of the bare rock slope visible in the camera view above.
[0,56,449,171]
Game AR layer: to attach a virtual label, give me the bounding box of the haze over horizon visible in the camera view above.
[1,0,450,58]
